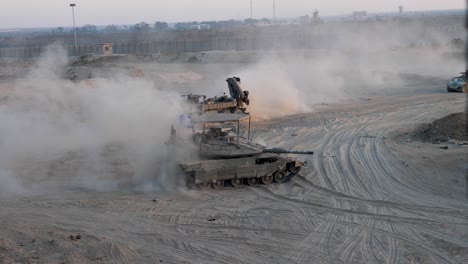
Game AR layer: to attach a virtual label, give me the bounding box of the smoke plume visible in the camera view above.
[0,44,187,198]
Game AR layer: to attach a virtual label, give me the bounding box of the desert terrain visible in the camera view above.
[0,47,467,264]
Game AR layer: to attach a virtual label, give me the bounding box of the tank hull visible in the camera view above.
[180,154,304,188]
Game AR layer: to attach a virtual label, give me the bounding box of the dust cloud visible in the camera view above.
[0,45,187,198]
[237,62,309,120]
[0,22,463,197]
[223,34,463,121]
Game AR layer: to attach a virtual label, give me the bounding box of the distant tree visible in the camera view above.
[220,19,243,28]
[80,24,97,32]
[131,22,150,32]
[244,18,259,25]
[57,27,64,33]
[104,24,119,32]
[154,21,168,31]
[260,18,271,24]
[174,22,198,31]
[450,38,464,49]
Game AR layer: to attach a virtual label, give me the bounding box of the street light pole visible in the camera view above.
[250,0,253,25]
[273,0,276,25]
[70,3,77,49]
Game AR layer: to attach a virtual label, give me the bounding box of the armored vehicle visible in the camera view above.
[171,113,313,189]
[182,77,250,114]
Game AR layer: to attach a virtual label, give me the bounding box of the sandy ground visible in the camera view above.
[1,55,468,263]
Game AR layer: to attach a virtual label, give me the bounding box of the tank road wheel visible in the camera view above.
[184,173,196,189]
[213,180,225,189]
[246,177,258,186]
[230,178,244,188]
[260,175,273,185]
[289,165,301,175]
[198,182,211,190]
[273,171,287,183]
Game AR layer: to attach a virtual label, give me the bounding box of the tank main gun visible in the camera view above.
[264,148,314,155]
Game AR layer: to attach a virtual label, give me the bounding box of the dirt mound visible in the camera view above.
[71,54,124,67]
[416,112,468,143]
[185,56,201,63]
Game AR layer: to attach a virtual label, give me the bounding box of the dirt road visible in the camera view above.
[1,83,467,263]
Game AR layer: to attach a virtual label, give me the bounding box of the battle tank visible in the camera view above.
[171,113,313,189]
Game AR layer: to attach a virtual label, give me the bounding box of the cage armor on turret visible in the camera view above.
[181,77,250,115]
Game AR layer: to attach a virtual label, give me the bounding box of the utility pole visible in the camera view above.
[70,3,77,49]
[250,0,253,25]
[273,0,276,25]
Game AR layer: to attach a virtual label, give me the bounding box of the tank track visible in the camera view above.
[187,173,298,190]
[186,172,298,190]
[183,155,303,190]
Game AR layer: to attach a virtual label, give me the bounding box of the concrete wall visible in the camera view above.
[0,16,464,58]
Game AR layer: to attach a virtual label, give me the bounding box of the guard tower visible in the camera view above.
[95,43,113,56]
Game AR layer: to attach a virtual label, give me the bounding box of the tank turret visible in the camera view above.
[194,128,314,158]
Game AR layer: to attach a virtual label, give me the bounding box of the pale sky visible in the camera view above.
[0,0,465,29]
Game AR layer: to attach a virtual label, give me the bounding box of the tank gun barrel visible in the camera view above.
[264,148,314,155]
